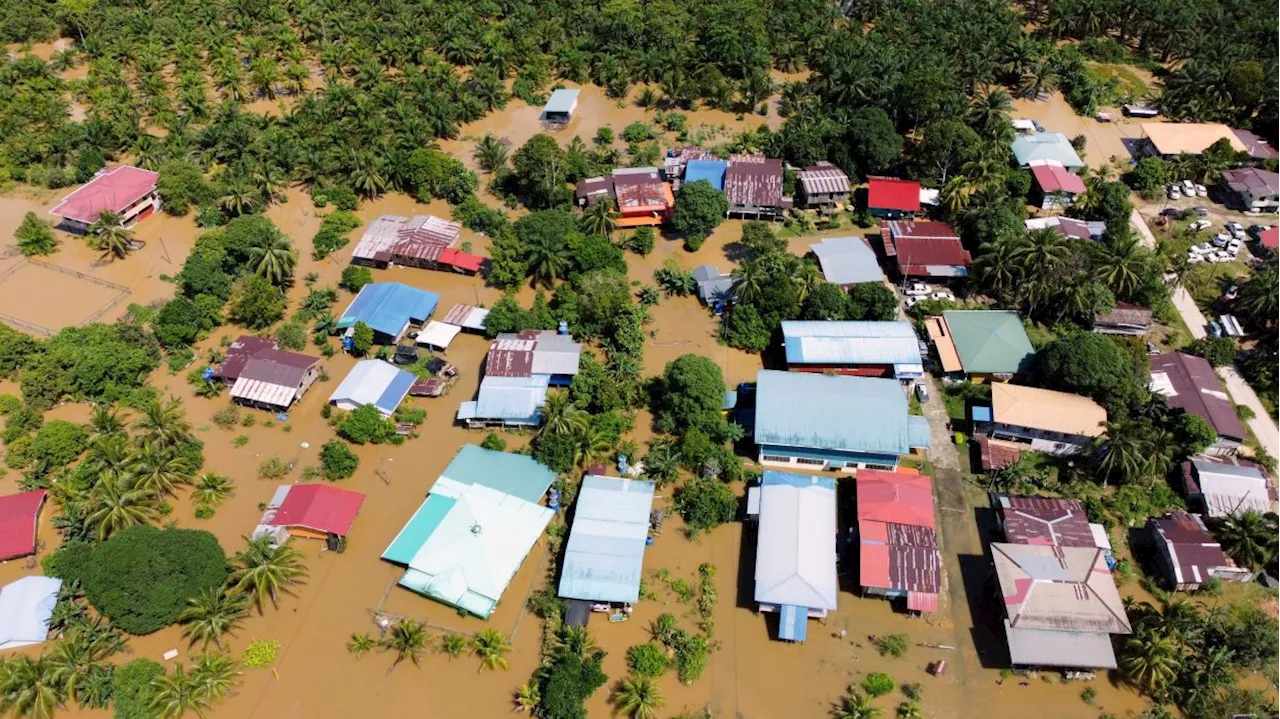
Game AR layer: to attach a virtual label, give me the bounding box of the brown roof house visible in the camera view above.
[994,496,1110,550]
[992,542,1132,669]
[1220,167,1279,212]
[228,348,323,412]
[1149,352,1246,456]
[1148,512,1254,591]
[1093,302,1152,336]
[879,221,971,279]
[977,384,1107,456]
[795,162,851,209]
[724,155,791,220]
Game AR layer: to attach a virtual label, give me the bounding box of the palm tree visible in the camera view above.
[612,675,665,719]
[896,703,922,719]
[730,259,767,304]
[1093,418,1154,486]
[149,664,209,719]
[472,134,509,172]
[574,423,613,469]
[47,630,114,705]
[378,619,429,671]
[525,236,571,287]
[1215,510,1278,571]
[347,633,376,658]
[0,654,63,719]
[552,626,599,659]
[974,236,1022,300]
[440,634,468,658]
[938,176,973,216]
[967,86,1013,139]
[89,404,127,438]
[1017,56,1060,100]
[253,165,287,206]
[179,589,248,650]
[133,395,193,450]
[228,536,309,613]
[217,181,259,217]
[88,210,134,261]
[514,683,540,713]
[191,473,235,508]
[189,653,237,704]
[472,629,511,673]
[1236,257,1278,329]
[248,233,298,286]
[580,198,617,239]
[537,390,588,437]
[1121,629,1182,696]
[831,690,883,719]
[130,446,194,497]
[84,476,159,541]
[1093,232,1149,299]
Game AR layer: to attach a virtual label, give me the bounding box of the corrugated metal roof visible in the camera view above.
[1029,160,1086,194]
[754,471,838,611]
[996,496,1097,548]
[810,237,886,285]
[1149,512,1238,586]
[338,282,440,338]
[558,476,656,603]
[754,370,930,456]
[49,166,159,224]
[0,490,47,561]
[215,336,279,381]
[1149,353,1246,441]
[486,331,581,378]
[778,603,809,641]
[415,321,460,350]
[260,484,366,537]
[867,177,921,213]
[441,304,489,331]
[543,88,580,115]
[782,321,921,366]
[230,377,301,408]
[857,470,935,529]
[439,445,556,504]
[942,311,1035,375]
[1005,624,1118,669]
[991,384,1106,437]
[724,155,784,207]
[1011,132,1085,168]
[1191,460,1271,517]
[798,164,851,196]
[857,471,940,603]
[328,359,415,415]
[466,375,550,425]
[992,543,1131,634]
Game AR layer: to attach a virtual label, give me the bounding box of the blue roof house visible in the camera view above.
[781,321,924,380]
[382,446,556,618]
[683,159,728,191]
[337,282,440,344]
[328,360,416,416]
[1011,132,1085,169]
[558,476,656,604]
[752,471,837,642]
[753,370,931,471]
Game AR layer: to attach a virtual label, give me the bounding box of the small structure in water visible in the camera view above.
[542,88,580,124]
[50,165,160,233]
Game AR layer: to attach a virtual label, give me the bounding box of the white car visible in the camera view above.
[1168,186,1183,200]
[1195,184,1208,197]
[1227,240,1242,255]
[1227,221,1245,236]
[929,291,956,302]
[1191,242,1213,254]
[1213,233,1231,247]
[1211,251,1233,263]
[904,282,931,297]
[1182,180,1196,195]
[1187,253,1205,264]
[1189,219,1211,231]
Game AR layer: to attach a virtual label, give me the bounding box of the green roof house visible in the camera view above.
[937,310,1036,377]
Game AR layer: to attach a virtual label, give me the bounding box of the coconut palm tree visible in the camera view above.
[253,165,287,206]
[514,683,540,713]
[1235,257,1278,329]
[217,181,259,217]
[189,653,237,704]
[149,664,209,719]
[580,197,617,239]
[46,630,114,705]
[179,589,248,650]
[896,702,922,719]
[525,236,572,288]
[1215,510,1278,571]
[88,210,134,261]
[612,675,665,719]
[974,236,1023,300]
[248,233,298,286]
[552,626,600,659]
[831,690,882,719]
[191,473,235,508]
[228,536,308,613]
[1017,56,1060,100]
[440,633,468,658]
[130,446,194,497]
[89,404,127,438]
[0,654,63,719]
[1121,629,1182,696]
[347,633,376,658]
[967,86,1013,139]
[472,134,509,172]
[84,476,159,541]
[133,395,193,450]
[472,629,511,673]
[1093,232,1149,299]
[537,390,588,437]
[574,423,613,469]
[730,258,767,304]
[1093,417,1154,486]
[379,619,429,671]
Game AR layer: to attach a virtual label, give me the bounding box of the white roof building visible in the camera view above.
[0,576,62,650]
[754,471,838,621]
[328,359,416,416]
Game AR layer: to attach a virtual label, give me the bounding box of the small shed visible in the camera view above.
[543,89,580,123]
[691,265,733,306]
[0,576,62,650]
[252,484,367,542]
[416,321,462,351]
[0,489,48,561]
[329,359,416,416]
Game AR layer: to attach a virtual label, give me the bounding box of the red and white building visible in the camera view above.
[50,165,160,232]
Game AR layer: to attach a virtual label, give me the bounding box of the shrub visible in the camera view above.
[901,682,922,701]
[243,639,281,668]
[319,439,359,480]
[340,265,374,293]
[684,233,705,252]
[1185,336,1238,367]
[212,405,240,428]
[626,643,669,678]
[874,634,910,658]
[311,210,361,259]
[350,321,374,355]
[628,227,655,256]
[338,404,398,444]
[112,659,165,719]
[674,476,737,537]
[1080,686,1097,704]
[227,274,286,330]
[273,321,308,351]
[31,419,87,469]
[82,525,228,634]
[861,672,895,698]
[480,432,507,451]
[258,456,290,479]
[673,634,709,684]
[14,212,57,256]
[42,540,93,583]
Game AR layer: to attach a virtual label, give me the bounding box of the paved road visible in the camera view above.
[1129,210,1280,458]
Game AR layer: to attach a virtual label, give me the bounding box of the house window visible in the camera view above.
[761,455,791,463]
[796,457,825,466]
[864,462,896,471]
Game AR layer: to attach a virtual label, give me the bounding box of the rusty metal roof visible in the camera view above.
[799,163,851,196]
[996,496,1097,548]
[724,156,784,207]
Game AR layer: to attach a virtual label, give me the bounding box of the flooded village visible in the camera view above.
[1,4,1279,719]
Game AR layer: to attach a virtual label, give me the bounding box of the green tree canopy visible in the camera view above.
[671,181,728,238]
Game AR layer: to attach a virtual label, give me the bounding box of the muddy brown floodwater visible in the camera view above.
[0,99,1180,717]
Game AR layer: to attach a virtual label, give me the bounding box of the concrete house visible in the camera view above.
[926,311,1035,380]
[1011,132,1084,169]
[750,471,838,642]
[975,384,1107,456]
[50,165,160,233]
[558,476,657,606]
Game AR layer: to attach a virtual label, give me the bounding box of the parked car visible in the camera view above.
[1187,253,1205,264]
[1191,242,1213,254]
[1161,207,1182,218]
[1213,233,1231,247]
[1208,321,1223,337]
[915,383,930,402]
[1191,206,1209,217]
[1182,180,1196,195]
[1227,240,1243,255]
[1228,223,1246,240]
[929,291,956,301]
[1168,186,1182,200]
[1194,184,1208,197]
[904,282,931,297]
[1189,219,1211,231]
[1210,251,1234,263]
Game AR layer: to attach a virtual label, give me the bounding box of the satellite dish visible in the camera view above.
[470,523,483,535]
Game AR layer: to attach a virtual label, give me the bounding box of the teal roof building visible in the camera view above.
[941,310,1036,375]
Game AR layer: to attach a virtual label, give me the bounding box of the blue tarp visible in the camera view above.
[684,160,727,191]
[971,405,993,423]
[338,282,440,339]
[778,604,809,642]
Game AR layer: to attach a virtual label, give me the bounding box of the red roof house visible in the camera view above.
[1029,161,1086,210]
[1259,226,1278,254]
[255,484,366,539]
[856,470,939,613]
[994,496,1099,548]
[867,177,921,218]
[215,336,281,382]
[50,166,160,230]
[0,490,48,561]
[1148,512,1254,591]
[880,221,971,279]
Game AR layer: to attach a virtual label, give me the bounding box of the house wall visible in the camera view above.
[757,602,828,618]
[1036,188,1079,210]
[787,362,896,379]
[798,189,847,208]
[1205,436,1242,457]
[862,585,907,599]
[869,207,916,219]
[728,203,784,219]
[987,422,1091,455]
[757,444,899,472]
[296,365,321,400]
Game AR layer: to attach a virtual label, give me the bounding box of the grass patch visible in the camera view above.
[1085,62,1149,103]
